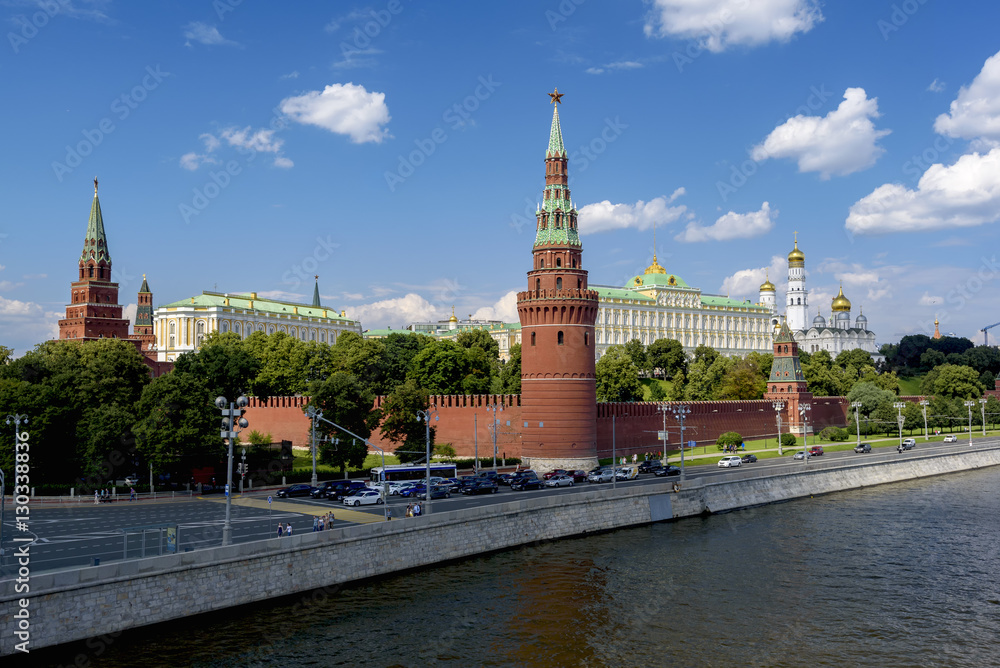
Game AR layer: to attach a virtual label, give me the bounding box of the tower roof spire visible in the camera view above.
[312,275,321,308]
[547,88,566,158]
[80,178,111,266]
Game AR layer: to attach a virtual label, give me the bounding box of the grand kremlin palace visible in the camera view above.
[364,255,774,360]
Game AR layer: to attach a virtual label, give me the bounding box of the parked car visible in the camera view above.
[325,481,368,500]
[417,485,451,500]
[809,446,824,456]
[943,434,958,443]
[476,471,500,482]
[653,465,681,477]
[276,483,316,498]
[543,469,568,480]
[399,485,428,498]
[510,474,542,491]
[854,443,872,453]
[569,470,589,483]
[545,474,574,488]
[902,438,916,450]
[638,460,663,473]
[588,468,614,483]
[793,451,806,460]
[498,473,515,486]
[343,489,383,506]
[388,481,418,495]
[717,456,742,468]
[311,481,340,498]
[741,454,758,463]
[461,480,499,495]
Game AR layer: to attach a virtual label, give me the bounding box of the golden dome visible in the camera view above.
[759,269,775,292]
[644,254,667,275]
[788,237,805,265]
[448,306,458,323]
[831,284,851,312]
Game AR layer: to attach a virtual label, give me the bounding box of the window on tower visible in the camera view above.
[557,331,564,345]
[531,332,536,346]
[556,277,562,290]
[585,332,590,347]
[536,278,541,293]
[89,267,94,278]
[556,258,562,267]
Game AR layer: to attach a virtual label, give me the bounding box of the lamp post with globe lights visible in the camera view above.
[980,398,987,437]
[851,401,862,446]
[216,395,249,546]
[416,406,439,514]
[964,401,975,445]
[893,402,906,450]
[672,405,691,480]
[799,403,811,463]
[919,399,929,440]
[773,400,785,455]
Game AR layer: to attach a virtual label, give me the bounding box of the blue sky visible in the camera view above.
[3,0,1000,356]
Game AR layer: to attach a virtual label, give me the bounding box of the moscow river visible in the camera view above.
[30,466,1000,667]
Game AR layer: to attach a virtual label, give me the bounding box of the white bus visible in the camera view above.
[369,463,457,485]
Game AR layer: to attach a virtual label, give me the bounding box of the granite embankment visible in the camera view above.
[3,446,999,655]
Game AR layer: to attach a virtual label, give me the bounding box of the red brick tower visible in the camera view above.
[764,318,813,434]
[58,179,131,341]
[517,89,600,471]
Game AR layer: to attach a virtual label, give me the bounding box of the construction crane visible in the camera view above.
[982,321,1000,346]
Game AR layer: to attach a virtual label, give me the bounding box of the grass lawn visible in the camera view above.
[640,378,672,400]
[897,375,923,395]
[291,453,400,474]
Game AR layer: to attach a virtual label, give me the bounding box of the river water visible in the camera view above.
[29,467,1000,667]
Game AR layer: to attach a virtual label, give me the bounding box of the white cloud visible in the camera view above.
[676,201,775,243]
[752,88,890,179]
[220,126,284,154]
[123,303,137,327]
[273,156,294,169]
[934,49,1000,142]
[183,22,238,47]
[586,60,644,75]
[280,83,391,144]
[280,71,300,80]
[0,280,21,291]
[179,133,222,170]
[719,255,786,298]
[348,294,440,330]
[814,261,900,304]
[578,188,687,235]
[927,78,946,93]
[333,48,383,70]
[644,0,822,52]
[0,296,60,355]
[919,292,943,306]
[471,291,519,323]
[845,147,1000,234]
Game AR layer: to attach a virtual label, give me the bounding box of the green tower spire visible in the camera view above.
[534,89,580,248]
[312,276,321,308]
[80,177,111,266]
[547,101,566,158]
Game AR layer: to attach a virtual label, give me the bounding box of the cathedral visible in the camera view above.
[760,235,878,359]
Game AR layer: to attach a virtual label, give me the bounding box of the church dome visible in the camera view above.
[759,271,775,292]
[812,313,827,328]
[787,238,805,266]
[831,284,851,312]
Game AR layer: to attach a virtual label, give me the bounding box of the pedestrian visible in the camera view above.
[386,508,393,521]
[94,490,99,505]
[406,503,412,517]
[313,516,319,532]
[318,516,325,531]
[632,453,637,464]
[328,512,334,528]
[277,524,283,537]
[285,522,292,536]
[130,487,136,502]
[413,502,421,517]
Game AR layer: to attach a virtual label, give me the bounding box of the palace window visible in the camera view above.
[196,321,205,347]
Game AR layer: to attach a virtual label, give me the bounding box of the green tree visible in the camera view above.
[745,351,773,381]
[692,344,719,367]
[684,355,733,401]
[456,329,500,360]
[902,401,924,436]
[718,358,766,400]
[498,343,521,394]
[648,381,667,401]
[174,331,260,400]
[780,433,797,449]
[382,332,432,392]
[378,379,434,463]
[307,371,375,474]
[132,372,220,474]
[647,338,687,379]
[924,364,985,400]
[716,431,742,451]
[595,345,643,402]
[408,340,474,395]
[242,331,310,396]
[623,339,649,376]
[0,345,12,366]
[329,331,388,393]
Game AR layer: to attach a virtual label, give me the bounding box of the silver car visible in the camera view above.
[545,474,574,488]
[587,469,614,483]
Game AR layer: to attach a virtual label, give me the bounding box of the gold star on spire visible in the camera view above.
[549,87,564,105]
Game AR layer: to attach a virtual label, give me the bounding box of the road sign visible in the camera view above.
[657,431,668,440]
[268,496,272,505]
[225,483,230,497]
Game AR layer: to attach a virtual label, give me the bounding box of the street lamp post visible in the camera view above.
[239,448,247,494]
[850,401,862,446]
[416,405,438,515]
[919,400,929,440]
[216,396,249,547]
[305,406,322,488]
[658,404,670,464]
[671,405,691,481]
[485,403,504,472]
[799,403,811,463]
[893,402,906,450]
[980,398,987,437]
[2,414,27,561]
[773,400,786,455]
[964,400,975,446]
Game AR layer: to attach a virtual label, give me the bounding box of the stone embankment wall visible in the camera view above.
[2,446,998,655]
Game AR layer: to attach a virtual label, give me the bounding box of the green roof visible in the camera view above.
[80,185,111,265]
[701,295,768,311]
[625,272,690,289]
[311,279,321,308]
[547,104,566,158]
[594,286,656,302]
[160,291,355,322]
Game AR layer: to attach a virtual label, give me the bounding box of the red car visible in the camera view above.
[543,469,568,480]
[570,470,588,483]
[809,445,824,456]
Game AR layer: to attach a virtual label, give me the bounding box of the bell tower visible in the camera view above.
[517,89,600,471]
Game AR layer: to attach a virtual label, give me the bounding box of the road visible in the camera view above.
[3,435,996,576]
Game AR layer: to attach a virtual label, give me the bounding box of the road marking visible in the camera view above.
[197,496,385,524]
